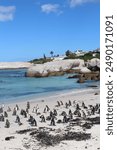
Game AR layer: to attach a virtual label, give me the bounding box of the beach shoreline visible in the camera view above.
[1,87,99,105]
[0,62,32,70]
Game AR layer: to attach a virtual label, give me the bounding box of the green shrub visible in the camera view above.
[78,52,100,61]
[29,58,53,64]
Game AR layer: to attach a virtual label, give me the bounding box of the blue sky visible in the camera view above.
[0,0,100,62]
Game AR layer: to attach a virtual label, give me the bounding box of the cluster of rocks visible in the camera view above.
[77,72,100,83]
[68,58,100,83]
[25,58,100,78]
[25,59,84,77]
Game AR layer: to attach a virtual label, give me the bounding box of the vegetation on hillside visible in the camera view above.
[78,52,100,61]
[64,50,100,61]
[29,49,100,64]
[29,53,53,64]
[29,58,53,64]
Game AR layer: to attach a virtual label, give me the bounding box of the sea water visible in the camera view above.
[0,69,99,104]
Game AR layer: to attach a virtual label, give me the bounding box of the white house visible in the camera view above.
[74,49,86,56]
[53,55,66,61]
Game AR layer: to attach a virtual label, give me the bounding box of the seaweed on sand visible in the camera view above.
[82,122,93,129]
[31,131,61,146]
[30,130,91,146]
[63,132,91,141]
[86,116,100,124]
[69,116,100,127]
[5,136,15,141]
[16,128,37,134]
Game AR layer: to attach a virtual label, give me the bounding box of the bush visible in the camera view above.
[64,51,100,61]
[78,52,100,61]
[64,53,78,59]
[29,58,53,64]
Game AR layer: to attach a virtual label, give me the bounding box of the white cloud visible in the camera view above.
[41,4,62,14]
[0,6,16,22]
[69,0,98,7]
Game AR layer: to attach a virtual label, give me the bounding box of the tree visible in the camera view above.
[65,50,72,57]
[50,51,54,57]
[43,54,46,60]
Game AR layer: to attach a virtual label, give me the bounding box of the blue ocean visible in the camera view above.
[0,69,99,104]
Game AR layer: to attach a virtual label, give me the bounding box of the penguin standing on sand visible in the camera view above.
[4,111,8,117]
[65,102,68,109]
[12,108,17,116]
[82,110,86,119]
[69,100,72,106]
[53,109,57,116]
[5,119,10,128]
[46,105,50,111]
[16,104,19,111]
[40,115,46,122]
[7,106,11,112]
[15,115,22,125]
[50,115,56,126]
[76,103,80,110]
[57,101,60,107]
[27,101,30,109]
[63,113,68,123]
[60,101,63,105]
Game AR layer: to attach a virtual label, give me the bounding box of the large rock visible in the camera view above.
[87,58,100,68]
[79,67,91,73]
[78,72,100,81]
[26,59,84,77]
[77,77,85,83]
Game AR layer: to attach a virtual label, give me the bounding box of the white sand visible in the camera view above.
[0,62,32,69]
[0,88,100,150]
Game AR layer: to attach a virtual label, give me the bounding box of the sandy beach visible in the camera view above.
[0,88,100,150]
